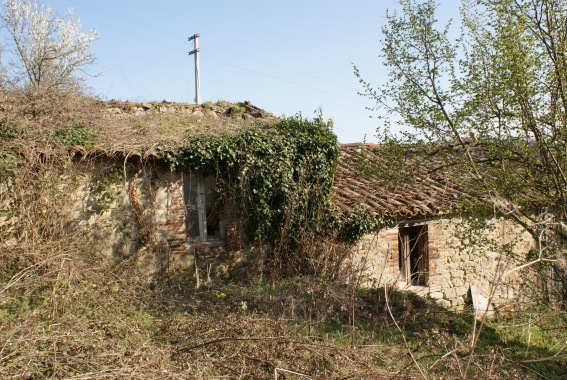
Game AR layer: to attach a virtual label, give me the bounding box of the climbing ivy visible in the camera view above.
[162,115,371,260]
[336,209,382,243]
[49,122,98,148]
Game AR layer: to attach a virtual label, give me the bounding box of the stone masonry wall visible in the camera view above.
[353,217,533,310]
[73,162,266,282]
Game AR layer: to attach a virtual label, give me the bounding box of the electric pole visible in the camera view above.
[188,34,200,105]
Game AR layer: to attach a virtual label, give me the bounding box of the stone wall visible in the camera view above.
[104,100,274,121]
[61,160,263,282]
[352,217,533,310]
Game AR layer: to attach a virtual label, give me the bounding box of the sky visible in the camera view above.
[4,0,461,143]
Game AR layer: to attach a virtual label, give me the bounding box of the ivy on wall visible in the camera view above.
[162,115,373,258]
[1,113,379,277]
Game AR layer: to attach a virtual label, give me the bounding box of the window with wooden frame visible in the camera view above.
[398,224,429,286]
[183,172,221,242]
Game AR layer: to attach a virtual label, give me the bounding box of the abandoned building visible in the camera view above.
[71,128,532,311]
[67,112,534,310]
[333,143,534,310]
[1,99,535,312]
[59,100,278,281]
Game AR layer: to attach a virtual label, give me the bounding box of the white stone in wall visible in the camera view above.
[453,278,464,287]
[429,291,443,299]
[455,285,469,297]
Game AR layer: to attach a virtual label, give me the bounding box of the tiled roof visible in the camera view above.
[333,143,479,220]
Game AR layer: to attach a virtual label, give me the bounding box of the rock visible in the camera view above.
[158,106,175,113]
[453,278,464,287]
[455,285,469,297]
[107,107,122,114]
[470,283,495,318]
[204,109,219,119]
[451,296,465,308]
[429,291,443,299]
[450,270,465,279]
[444,287,457,299]
[192,110,204,117]
[242,113,254,120]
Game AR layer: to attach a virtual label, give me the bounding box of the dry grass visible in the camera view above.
[3,248,566,379]
[0,90,275,156]
[2,91,567,379]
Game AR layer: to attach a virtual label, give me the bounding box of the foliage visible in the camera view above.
[201,100,213,109]
[86,165,122,213]
[0,0,99,94]
[49,122,98,148]
[0,146,21,177]
[225,103,247,117]
[336,208,381,243]
[357,0,567,305]
[163,115,373,275]
[0,116,18,139]
[168,115,339,241]
[1,110,566,379]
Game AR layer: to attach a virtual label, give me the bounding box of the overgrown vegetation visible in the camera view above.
[357,0,567,307]
[1,97,566,378]
[2,232,566,379]
[49,122,98,148]
[163,115,376,278]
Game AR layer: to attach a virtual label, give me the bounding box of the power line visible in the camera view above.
[202,56,371,106]
[91,22,186,54]
[73,20,371,105]
[66,0,362,94]
[66,0,181,38]
[204,40,359,91]
[81,18,367,104]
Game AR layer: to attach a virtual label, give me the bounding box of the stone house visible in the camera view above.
[64,101,275,282]
[70,130,533,304]
[332,143,534,311]
[4,98,534,305]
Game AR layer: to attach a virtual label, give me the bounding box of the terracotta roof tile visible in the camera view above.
[333,143,478,220]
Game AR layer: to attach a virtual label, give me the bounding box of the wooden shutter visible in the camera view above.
[399,230,410,282]
[416,226,429,286]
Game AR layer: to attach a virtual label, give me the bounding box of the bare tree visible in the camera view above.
[0,0,99,94]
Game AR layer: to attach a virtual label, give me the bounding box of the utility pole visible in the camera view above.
[188,33,200,105]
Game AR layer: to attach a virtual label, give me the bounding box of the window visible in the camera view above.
[183,172,221,242]
[398,224,429,286]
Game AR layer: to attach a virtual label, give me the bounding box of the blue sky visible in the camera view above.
[17,1,460,143]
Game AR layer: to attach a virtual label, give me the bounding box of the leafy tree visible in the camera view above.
[0,0,99,94]
[357,0,567,304]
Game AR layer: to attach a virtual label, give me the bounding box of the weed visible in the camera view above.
[0,118,20,139]
[0,146,23,176]
[225,104,247,117]
[215,99,230,108]
[49,122,98,148]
